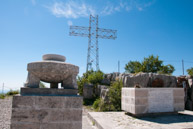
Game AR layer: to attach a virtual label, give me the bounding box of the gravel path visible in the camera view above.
[0,97,97,129]
[0,97,12,129]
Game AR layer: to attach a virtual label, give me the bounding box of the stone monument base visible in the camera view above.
[122,88,184,116]
[20,88,78,96]
[11,95,82,129]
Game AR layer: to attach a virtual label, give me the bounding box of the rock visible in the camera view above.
[101,78,111,86]
[177,76,188,88]
[188,78,193,88]
[185,100,193,110]
[149,73,177,87]
[120,73,177,88]
[100,88,109,102]
[124,73,150,87]
[96,85,108,96]
[83,84,94,99]
[151,78,164,87]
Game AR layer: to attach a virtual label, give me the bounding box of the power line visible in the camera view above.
[182,59,184,75]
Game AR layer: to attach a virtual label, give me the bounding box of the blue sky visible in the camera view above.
[1,0,193,90]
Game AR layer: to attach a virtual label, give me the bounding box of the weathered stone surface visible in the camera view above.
[96,85,108,97]
[177,76,188,88]
[25,54,79,89]
[20,88,78,96]
[40,123,82,129]
[101,78,111,85]
[11,96,82,129]
[83,84,94,99]
[104,73,177,88]
[122,88,184,115]
[100,88,109,102]
[149,73,177,87]
[43,54,66,62]
[11,123,40,129]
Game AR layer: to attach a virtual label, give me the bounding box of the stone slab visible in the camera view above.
[20,88,78,96]
[88,111,193,129]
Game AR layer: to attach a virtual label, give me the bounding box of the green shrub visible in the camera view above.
[0,94,5,99]
[77,70,104,96]
[93,98,101,110]
[187,67,193,76]
[92,80,123,111]
[107,80,123,111]
[88,70,104,85]
[6,90,19,96]
[77,76,88,96]
[83,98,98,106]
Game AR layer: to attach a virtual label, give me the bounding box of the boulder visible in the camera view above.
[121,73,177,88]
[83,84,94,99]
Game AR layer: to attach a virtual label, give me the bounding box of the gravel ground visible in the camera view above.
[0,97,12,129]
[0,97,97,129]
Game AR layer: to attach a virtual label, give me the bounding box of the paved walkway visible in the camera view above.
[82,107,97,129]
[88,111,193,129]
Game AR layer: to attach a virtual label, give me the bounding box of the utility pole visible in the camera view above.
[2,83,4,94]
[118,60,120,73]
[182,59,184,75]
[69,15,117,72]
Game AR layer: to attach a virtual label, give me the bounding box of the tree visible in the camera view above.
[141,55,163,73]
[125,61,142,73]
[77,70,104,96]
[125,55,175,75]
[158,64,175,75]
[187,67,193,76]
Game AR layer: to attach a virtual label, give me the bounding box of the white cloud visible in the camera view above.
[67,20,73,26]
[47,1,95,19]
[46,0,155,18]
[31,0,36,6]
[101,5,115,15]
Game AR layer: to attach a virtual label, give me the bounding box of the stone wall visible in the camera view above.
[11,95,82,129]
[122,88,184,115]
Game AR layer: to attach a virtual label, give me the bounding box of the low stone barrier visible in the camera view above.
[122,88,184,116]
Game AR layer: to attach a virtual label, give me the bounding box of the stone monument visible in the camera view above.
[10,54,82,129]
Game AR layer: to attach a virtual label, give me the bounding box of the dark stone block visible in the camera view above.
[20,88,78,96]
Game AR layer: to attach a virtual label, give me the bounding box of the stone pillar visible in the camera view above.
[62,75,78,89]
[24,72,40,88]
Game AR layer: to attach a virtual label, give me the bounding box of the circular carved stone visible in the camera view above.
[27,61,78,83]
[43,54,66,62]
